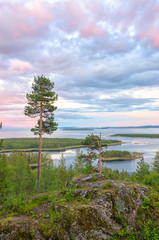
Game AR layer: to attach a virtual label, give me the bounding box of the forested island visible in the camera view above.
[0,138,122,152]
[101,150,143,161]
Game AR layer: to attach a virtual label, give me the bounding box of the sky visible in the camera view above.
[1,0,159,128]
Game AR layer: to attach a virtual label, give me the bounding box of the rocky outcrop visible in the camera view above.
[0,174,158,240]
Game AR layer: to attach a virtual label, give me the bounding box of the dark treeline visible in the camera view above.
[101,150,131,158]
[0,138,121,151]
[101,150,143,160]
[1,138,83,150]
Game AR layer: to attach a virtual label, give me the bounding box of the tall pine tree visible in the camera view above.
[24,75,58,193]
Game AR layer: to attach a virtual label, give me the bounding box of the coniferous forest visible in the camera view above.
[0,150,159,206]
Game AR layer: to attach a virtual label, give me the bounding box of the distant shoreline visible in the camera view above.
[102,156,142,161]
[111,134,159,138]
[0,145,83,153]
[2,125,159,130]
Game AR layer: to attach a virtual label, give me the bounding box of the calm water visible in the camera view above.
[1,128,159,172]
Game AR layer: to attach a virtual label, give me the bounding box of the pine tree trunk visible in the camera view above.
[37,100,43,193]
[99,143,102,174]
[96,136,102,174]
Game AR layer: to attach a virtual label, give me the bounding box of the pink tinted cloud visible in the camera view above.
[136,3,159,48]
[0,59,32,79]
[108,0,159,48]
[0,1,53,43]
[110,0,139,31]
[1,0,159,50]
[55,0,106,38]
[2,114,37,128]
[85,1,109,21]
[149,31,159,48]
[138,29,159,48]
[130,0,159,48]
[31,1,53,25]
[0,92,26,105]
[0,94,36,128]
[0,91,36,128]
[80,20,105,38]
[57,0,86,31]
[9,59,32,75]
[63,0,84,21]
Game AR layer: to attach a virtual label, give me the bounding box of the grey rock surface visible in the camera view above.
[0,173,158,240]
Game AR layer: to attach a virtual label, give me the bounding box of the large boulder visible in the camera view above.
[0,174,158,240]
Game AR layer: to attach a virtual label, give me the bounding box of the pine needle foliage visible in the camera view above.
[24,75,58,135]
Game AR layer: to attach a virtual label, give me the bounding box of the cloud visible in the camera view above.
[0,1,53,40]
[1,0,159,127]
[0,59,32,79]
[56,112,92,120]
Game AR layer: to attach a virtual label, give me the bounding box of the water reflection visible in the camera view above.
[1,128,159,172]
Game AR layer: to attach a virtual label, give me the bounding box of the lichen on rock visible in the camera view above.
[0,173,158,240]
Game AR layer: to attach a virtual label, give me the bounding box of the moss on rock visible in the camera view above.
[0,174,159,240]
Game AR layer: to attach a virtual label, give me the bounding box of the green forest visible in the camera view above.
[0,150,159,239]
[0,150,159,207]
[0,139,159,240]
